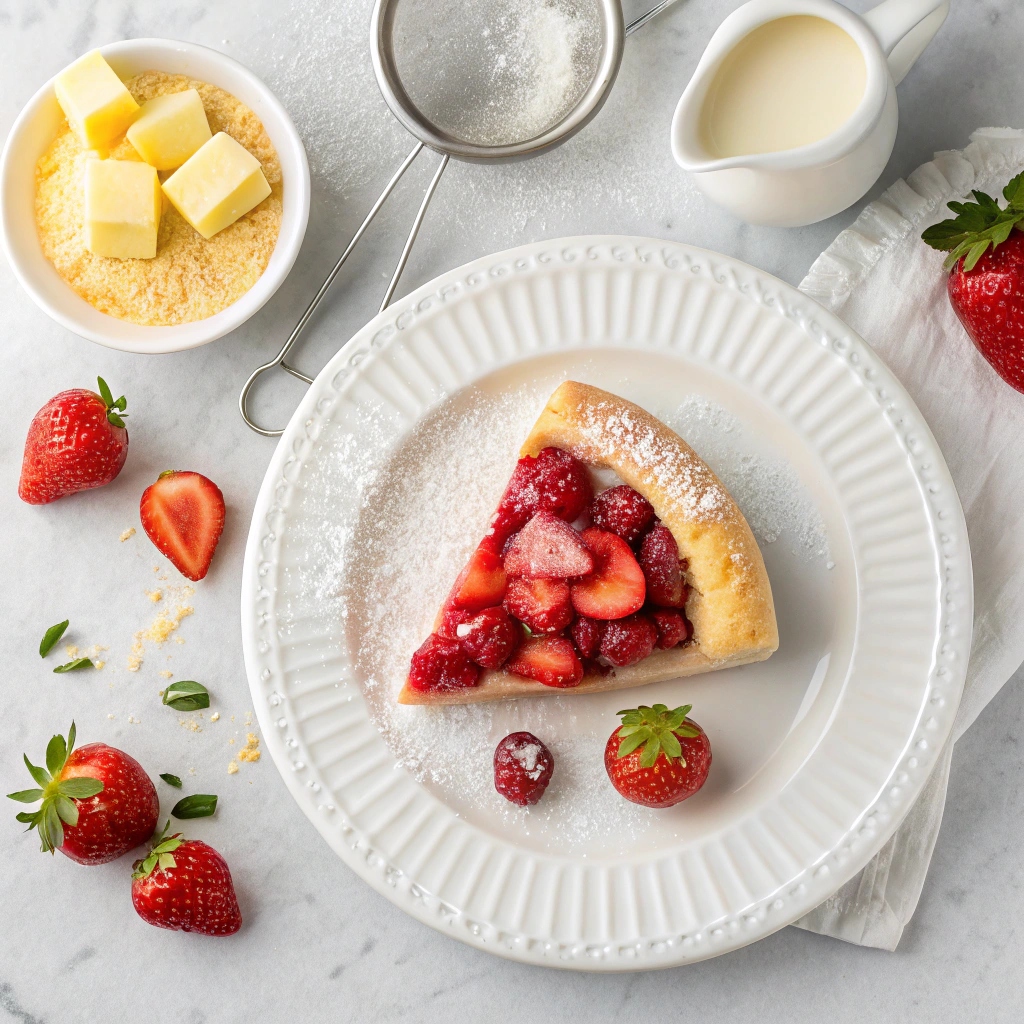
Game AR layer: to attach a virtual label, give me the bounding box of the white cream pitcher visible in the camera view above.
[670,0,949,226]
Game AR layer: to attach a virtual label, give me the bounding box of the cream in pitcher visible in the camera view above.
[672,0,951,226]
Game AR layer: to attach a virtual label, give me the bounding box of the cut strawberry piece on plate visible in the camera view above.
[571,528,646,620]
[139,471,225,582]
[650,608,692,649]
[451,545,507,612]
[408,634,480,692]
[507,634,583,688]
[586,485,655,545]
[489,446,593,545]
[600,613,658,666]
[493,732,554,806]
[504,577,573,634]
[570,615,605,660]
[502,511,594,579]
[457,606,520,669]
[638,523,687,608]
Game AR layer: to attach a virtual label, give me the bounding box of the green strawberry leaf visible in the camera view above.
[171,793,217,819]
[23,756,50,788]
[39,620,69,657]
[53,795,79,826]
[45,733,67,777]
[15,811,39,826]
[97,376,114,406]
[1004,171,1024,208]
[6,789,44,803]
[56,777,104,799]
[613,704,699,767]
[159,773,183,788]
[162,680,210,712]
[53,658,94,674]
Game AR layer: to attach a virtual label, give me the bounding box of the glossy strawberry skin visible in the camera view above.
[586,485,655,545]
[600,614,658,667]
[408,634,480,692]
[604,720,711,808]
[493,732,554,806]
[19,389,128,504]
[457,606,520,669]
[570,615,605,660]
[132,839,241,935]
[638,524,687,608]
[450,546,508,611]
[650,608,692,649]
[571,528,646,620]
[58,744,159,865]
[947,230,1024,393]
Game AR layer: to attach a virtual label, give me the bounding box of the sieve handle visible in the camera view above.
[625,0,684,36]
[239,142,448,437]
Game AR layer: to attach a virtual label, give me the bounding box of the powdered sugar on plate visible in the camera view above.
[283,379,831,856]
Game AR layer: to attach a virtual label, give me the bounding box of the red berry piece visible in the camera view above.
[649,608,692,649]
[599,614,658,667]
[587,485,655,544]
[490,446,593,544]
[132,828,241,935]
[604,704,711,808]
[18,377,129,505]
[507,634,583,688]
[450,545,508,612]
[570,615,605,660]
[408,634,480,692]
[457,606,520,669]
[504,577,573,634]
[638,523,687,608]
[570,528,646,620]
[437,606,469,640]
[502,511,594,579]
[140,471,225,582]
[493,732,554,806]
[7,722,158,864]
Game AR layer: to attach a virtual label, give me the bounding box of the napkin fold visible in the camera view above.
[792,128,1024,949]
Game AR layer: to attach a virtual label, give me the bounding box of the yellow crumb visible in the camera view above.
[228,738,235,746]
[127,715,140,725]
[120,527,136,542]
[65,644,79,658]
[210,712,220,722]
[129,585,194,670]
[173,636,185,645]
[179,718,202,733]
[146,589,163,603]
[94,660,105,670]
[188,767,196,776]
[107,713,115,720]
[237,732,261,764]
[227,761,239,775]
[159,670,173,679]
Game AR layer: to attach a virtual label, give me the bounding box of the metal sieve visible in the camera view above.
[240,0,683,435]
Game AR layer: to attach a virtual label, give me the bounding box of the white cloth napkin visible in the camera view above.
[791,128,1024,949]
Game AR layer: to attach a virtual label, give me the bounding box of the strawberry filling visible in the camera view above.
[410,459,694,692]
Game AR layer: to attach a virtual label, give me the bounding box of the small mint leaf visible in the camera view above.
[171,793,217,819]
[39,620,69,657]
[159,773,183,788]
[53,658,94,674]
[162,680,210,712]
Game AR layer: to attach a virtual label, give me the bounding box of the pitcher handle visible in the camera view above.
[864,0,950,86]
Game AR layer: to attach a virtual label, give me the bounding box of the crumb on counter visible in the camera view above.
[179,718,202,733]
[227,761,239,775]
[210,712,220,722]
[238,733,261,764]
[94,660,105,670]
[120,527,136,542]
[65,644,79,658]
[107,713,115,720]
[147,589,163,603]
[128,584,194,670]
[159,669,173,679]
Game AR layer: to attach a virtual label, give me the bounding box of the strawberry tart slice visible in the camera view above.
[399,382,778,705]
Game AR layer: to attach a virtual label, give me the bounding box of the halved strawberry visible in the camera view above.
[504,577,573,634]
[408,634,480,692]
[507,634,583,688]
[570,528,646,620]
[451,545,507,612]
[457,606,520,669]
[139,471,225,582]
[502,511,594,579]
[638,523,687,608]
[489,447,593,545]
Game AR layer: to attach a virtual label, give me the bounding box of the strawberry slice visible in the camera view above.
[502,511,594,579]
[570,528,646,620]
[638,523,687,608]
[450,545,507,612]
[408,633,480,692]
[139,471,225,582]
[507,634,583,688]
[504,577,573,634]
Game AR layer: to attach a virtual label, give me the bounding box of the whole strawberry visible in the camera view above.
[19,377,129,504]
[7,722,158,863]
[923,172,1024,393]
[132,826,241,935]
[604,704,710,808]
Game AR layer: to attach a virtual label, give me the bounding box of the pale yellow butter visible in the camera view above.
[84,159,161,260]
[127,89,212,171]
[161,132,271,239]
[55,51,140,151]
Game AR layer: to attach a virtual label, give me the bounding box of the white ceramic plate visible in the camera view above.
[241,236,972,969]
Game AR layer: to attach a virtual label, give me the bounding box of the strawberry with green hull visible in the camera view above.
[605,704,711,808]
[140,470,225,581]
[922,171,1024,393]
[19,377,128,504]
[7,722,158,863]
[132,824,241,935]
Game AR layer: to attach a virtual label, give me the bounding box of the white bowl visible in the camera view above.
[0,38,310,354]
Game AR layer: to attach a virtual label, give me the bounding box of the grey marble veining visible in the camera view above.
[1,1,1022,1021]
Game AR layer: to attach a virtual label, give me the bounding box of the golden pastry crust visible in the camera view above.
[398,382,778,705]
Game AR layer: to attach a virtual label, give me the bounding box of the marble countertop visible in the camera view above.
[2,0,1023,1021]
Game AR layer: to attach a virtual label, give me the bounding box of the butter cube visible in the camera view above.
[55,51,139,151]
[161,132,271,239]
[84,159,161,260]
[127,90,212,171]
